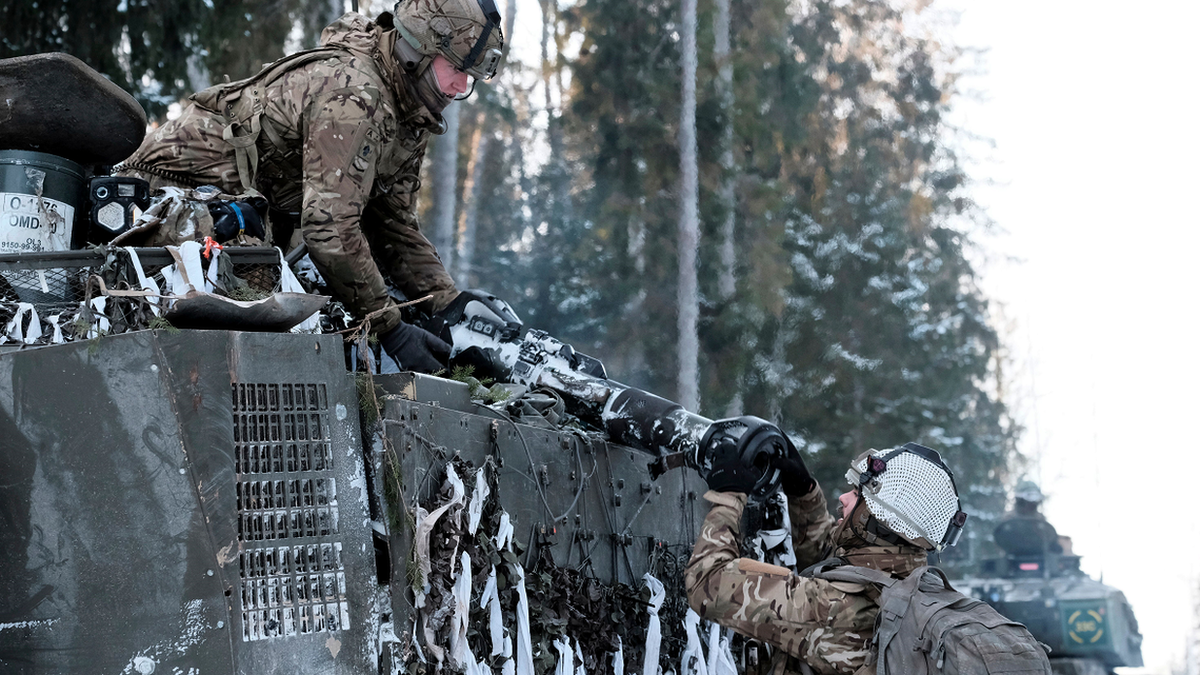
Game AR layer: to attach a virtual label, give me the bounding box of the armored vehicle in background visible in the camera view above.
[954,499,1143,675]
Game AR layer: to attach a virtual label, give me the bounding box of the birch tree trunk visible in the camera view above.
[539,0,554,128]
[714,0,736,301]
[504,0,516,49]
[677,0,700,411]
[539,0,570,223]
[430,104,460,274]
[715,0,743,417]
[448,0,513,290]
[456,119,488,288]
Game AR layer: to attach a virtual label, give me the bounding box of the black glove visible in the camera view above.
[379,322,452,373]
[775,443,815,496]
[702,434,762,494]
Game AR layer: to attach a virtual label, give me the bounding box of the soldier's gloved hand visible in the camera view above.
[702,434,761,494]
[775,443,815,496]
[378,322,451,373]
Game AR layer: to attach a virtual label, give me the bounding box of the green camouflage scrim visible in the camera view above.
[117,13,457,333]
[685,485,928,675]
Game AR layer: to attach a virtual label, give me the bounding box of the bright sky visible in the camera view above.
[944,1,1200,672]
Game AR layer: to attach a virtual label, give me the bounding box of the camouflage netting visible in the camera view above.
[0,246,351,346]
[393,455,700,675]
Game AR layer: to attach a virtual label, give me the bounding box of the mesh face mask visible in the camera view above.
[845,443,967,551]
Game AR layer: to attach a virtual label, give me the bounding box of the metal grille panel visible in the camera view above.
[232,381,349,642]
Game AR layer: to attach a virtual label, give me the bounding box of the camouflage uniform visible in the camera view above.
[117,13,456,333]
[685,485,929,675]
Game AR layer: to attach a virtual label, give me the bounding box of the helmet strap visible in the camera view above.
[454,78,478,101]
[839,497,911,549]
[860,514,909,547]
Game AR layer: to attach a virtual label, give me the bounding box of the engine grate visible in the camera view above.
[232,381,349,642]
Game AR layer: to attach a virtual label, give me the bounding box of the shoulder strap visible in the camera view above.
[193,47,349,193]
[908,566,954,591]
[800,557,898,587]
[814,566,898,588]
[192,47,347,113]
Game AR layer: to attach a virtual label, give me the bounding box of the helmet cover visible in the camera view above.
[394,0,504,79]
[845,444,964,550]
[1014,479,1043,504]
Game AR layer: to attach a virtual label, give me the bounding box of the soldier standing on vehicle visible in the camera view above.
[685,440,971,674]
[116,0,505,373]
[1011,480,1046,518]
[994,479,1071,559]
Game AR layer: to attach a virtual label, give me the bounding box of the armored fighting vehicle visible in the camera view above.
[954,496,1143,675]
[0,53,748,674]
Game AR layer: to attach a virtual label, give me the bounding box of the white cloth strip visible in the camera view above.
[641,573,666,675]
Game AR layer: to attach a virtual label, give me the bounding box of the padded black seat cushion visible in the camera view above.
[0,52,147,166]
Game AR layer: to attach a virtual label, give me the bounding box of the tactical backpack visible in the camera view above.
[806,561,1052,675]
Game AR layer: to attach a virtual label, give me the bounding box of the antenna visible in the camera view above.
[1025,311,1043,486]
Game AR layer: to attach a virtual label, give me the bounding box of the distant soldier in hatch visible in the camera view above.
[116,0,505,373]
[994,479,1073,559]
[1011,480,1046,518]
[685,439,969,674]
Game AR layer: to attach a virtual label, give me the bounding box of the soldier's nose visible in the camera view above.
[446,69,469,96]
[431,55,470,97]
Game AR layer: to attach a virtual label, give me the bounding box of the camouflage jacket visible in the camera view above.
[685,485,928,675]
[117,13,456,332]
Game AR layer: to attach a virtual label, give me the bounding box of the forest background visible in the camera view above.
[2,0,1018,572]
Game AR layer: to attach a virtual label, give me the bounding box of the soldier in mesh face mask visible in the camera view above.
[686,438,967,674]
[116,0,504,372]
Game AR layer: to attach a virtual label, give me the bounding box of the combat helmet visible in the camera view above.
[844,443,968,551]
[1013,479,1043,504]
[393,0,504,81]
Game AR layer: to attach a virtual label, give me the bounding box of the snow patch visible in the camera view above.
[0,617,59,632]
[121,599,208,674]
[349,465,369,518]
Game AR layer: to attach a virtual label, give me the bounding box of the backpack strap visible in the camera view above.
[880,565,954,622]
[192,47,350,193]
[798,557,847,578]
[908,565,954,591]
[800,557,897,587]
[812,565,898,588]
